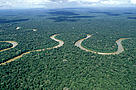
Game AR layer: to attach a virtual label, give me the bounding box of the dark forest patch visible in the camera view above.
[89,11,121,16]
[0,19,29,23]
[48,11,80,16]
[123,12,135,14]
[48,15,95,22]
[69,16,96,18]
[128,17,136,19]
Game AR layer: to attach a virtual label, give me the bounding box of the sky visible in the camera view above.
[0,0,136,9]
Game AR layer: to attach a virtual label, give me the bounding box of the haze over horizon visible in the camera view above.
[0,0,136,9]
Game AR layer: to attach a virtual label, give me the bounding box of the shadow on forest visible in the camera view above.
[48,11,80,16]
[128,17,136,19]
[123,12,135,15]
[0,19,29,23]
[89,11,121,16]
[48,16,96,22]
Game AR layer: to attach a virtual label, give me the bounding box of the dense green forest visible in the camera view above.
[0,42,12,50]
[0,8,136,89]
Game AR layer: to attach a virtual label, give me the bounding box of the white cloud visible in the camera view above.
[0,0,135,9]
[68,0,99,2]
[1,0,51,8]
[24,0,50,4]
[131,0,136,4]
[100,0,121,5]
[100,0,132,6]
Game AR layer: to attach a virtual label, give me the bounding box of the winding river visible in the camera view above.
[0,34,64,65]
[75,34,129,55]
[0,41,18,52]
[0,33,129,65]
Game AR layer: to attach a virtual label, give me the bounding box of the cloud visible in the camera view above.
[99,0,131,6]
[0,0,135,9]
[100,0,120,5]
[131,0,136,4]
[68,0,100,3]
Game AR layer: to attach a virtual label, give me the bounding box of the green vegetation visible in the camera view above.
[0,8,136,89]
[82,34,118,53]
[0,42,13,50]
